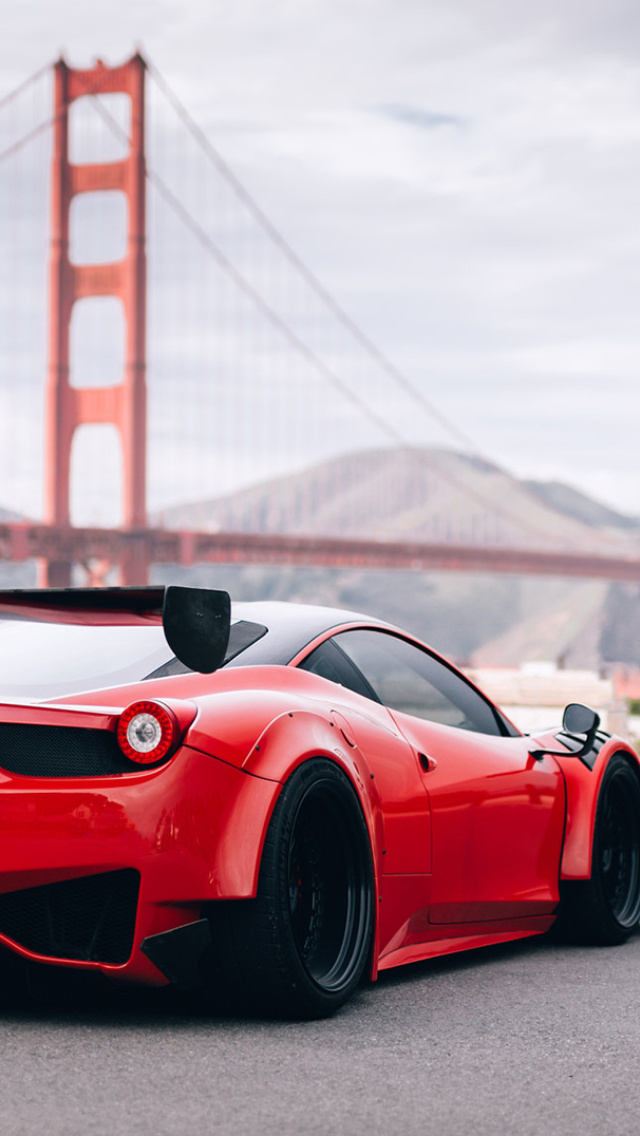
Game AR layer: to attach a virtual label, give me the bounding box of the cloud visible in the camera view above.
[377,105,466,132]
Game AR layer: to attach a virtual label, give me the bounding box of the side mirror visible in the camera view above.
[562,703,600,737]
[530,702,601,762]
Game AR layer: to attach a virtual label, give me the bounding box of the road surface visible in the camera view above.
[0,932,638,1136]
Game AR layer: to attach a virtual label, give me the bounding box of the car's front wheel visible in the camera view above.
[559,754,640,944]
[205,759,375,1018]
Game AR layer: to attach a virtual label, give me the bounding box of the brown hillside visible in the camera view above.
[159,447,639,556]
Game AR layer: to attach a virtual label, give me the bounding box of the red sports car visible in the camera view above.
[0,585,637,1018]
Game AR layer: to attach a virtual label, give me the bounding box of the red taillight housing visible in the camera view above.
[117,700,179,765]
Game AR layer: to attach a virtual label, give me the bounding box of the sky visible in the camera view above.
[1,0,640,519]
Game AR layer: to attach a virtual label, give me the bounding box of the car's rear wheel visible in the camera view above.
[558,754,640,945]
[205,759,374,1018]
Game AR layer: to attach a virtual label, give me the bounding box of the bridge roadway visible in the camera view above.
[1,521,640,581]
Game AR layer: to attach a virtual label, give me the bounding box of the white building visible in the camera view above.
[465,661,628,738]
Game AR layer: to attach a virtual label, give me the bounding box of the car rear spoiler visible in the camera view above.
[0,586,231,674]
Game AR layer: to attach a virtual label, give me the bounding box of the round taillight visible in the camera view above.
[117,701,178,765]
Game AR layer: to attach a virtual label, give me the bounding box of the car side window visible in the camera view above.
[297,638,380,702]
[332,629,504,736]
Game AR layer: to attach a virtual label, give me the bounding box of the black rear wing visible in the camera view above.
[0,586,231,674]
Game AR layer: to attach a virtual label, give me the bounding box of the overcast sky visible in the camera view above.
[2,0,640,517]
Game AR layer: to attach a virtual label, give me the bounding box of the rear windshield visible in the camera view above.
[0,615,267,701]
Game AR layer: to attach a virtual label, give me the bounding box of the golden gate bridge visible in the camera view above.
[1,52,639,587]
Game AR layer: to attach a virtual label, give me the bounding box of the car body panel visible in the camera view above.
[0,737,282,982]
[392,711,566,922]
[531,730,637,880]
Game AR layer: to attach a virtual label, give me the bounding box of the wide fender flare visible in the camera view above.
[243,708,385,971]
[558,739,640,880]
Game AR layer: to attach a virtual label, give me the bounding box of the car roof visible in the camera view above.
[228,600,387,666]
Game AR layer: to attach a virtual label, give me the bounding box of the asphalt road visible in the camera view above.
[1,932,640,1136]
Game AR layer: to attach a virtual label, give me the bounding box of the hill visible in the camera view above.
[159,447,639,555]
[155,447,640,668]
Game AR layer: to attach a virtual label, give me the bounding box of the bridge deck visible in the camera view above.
[2,523,639,582]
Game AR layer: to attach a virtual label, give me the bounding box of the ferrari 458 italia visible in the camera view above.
[0,585,637,1018]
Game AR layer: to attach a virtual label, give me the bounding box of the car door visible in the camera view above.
[296,634,432,875]
[331,629,566,926]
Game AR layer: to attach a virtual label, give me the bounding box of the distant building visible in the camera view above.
[465,661,630,740]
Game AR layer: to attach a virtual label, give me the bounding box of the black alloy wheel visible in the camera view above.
[205,759,374,1018]
[559,754,640,945]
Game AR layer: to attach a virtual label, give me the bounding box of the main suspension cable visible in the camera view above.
[0,61,52,114]
[86,74,615,550]
[146,58,479,456]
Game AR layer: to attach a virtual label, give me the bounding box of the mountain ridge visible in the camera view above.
[152,447,640,669]
[158,446,640,554]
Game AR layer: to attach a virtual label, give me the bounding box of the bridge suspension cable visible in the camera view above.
[0,62,53,114]
[142,60,611,551]
[122,68,622,550]
[87,87,406,447]
[88,85,569,546]
[146,59,479,457]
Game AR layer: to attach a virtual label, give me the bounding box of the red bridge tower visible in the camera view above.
[43,53,148,586]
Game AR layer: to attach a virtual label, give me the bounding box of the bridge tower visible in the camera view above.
[43,53,148,586]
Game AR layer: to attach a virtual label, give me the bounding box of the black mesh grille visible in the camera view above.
[0,870,140,964]
[0,722,132,777]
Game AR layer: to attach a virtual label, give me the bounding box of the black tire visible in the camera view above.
[559,754,640,945]
[205,759,375,1018]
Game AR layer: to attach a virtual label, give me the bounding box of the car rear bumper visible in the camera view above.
[0,742,281,985]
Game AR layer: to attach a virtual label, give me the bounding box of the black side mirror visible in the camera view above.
[530,702,601,761]
[562,703,600,737]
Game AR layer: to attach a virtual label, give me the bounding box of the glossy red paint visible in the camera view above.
[393,712,565,920]
[1,591,639,1000]
[546,734,639,880]
[0,734,281,983]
